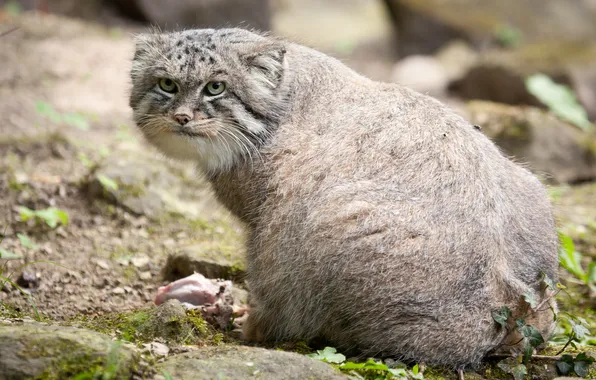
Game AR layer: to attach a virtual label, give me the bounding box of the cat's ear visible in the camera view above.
[132,33,158,60]
[243,44,287,89]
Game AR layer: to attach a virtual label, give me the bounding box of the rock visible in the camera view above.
[0,323,138,379]
[87,150,222,221]
[391,55,449,96]
[385,0,596,56]
[162,242,245,283]
[464,101,596,184]
[448,42,596,118]
[131,254,150,271]
[159,345,348,380]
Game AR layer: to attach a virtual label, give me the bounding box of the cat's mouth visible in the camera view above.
[173,125,218,138]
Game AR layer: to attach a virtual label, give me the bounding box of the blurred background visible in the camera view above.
[0,2,595,375]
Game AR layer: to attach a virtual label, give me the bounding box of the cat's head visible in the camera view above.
[129,28,288,174]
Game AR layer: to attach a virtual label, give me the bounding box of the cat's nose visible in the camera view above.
[174,113,192,125]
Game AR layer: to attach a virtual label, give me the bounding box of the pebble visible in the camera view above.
[144,342,170,357]
[111,287,125,295]
[138,271,152,281]
[95,259,110,270]
[131,255,150,270]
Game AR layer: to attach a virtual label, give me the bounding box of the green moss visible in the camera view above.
[34,341,135,380]
[0,301,26,319]
[69,306,216,346]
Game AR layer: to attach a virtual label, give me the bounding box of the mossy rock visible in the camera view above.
[71,299,217,345]
[465,101,596,184]
[552,182,596,255]
[0,322,139,379]
[159,345,348,380]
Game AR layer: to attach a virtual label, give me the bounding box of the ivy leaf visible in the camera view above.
[522,291,537,309]
[308,347,346,364]
[498,358,528,380]
[518,324,545,348]
[574,353,595,378]
[556,354,575,375]
[572,324,590,340]
[492,306,512,328]
[541,272,556,290]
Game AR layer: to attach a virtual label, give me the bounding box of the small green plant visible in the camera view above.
[556,352,595,378]
[19,206,69,229]
[493,270,594,379]
[35,101,90,130]
[525,74,593,131]
[494,24,523,48]
[558,232,596,292]
[97,174,119,192]
[308,347,423,379]
[17,233,38,250]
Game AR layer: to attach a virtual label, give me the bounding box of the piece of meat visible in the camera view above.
[154,273,230,306]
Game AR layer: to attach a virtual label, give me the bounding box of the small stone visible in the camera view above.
[144,342,170,357]
[162,239,176,248]
[123,286,134,294]
[16,271,40,289]
[131,255,150,270]
[137,229,149,238]
[139,271,152,281]
[95,259,110,270]
[112,287,125,295]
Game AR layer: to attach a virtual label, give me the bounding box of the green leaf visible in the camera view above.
[492,306,512,328]
[574,360,592,378]
[19,206,35,222]
[541,272,556,290]
[62,112,90,130]
[97,174,119,192]
[34,207,69,229]
[412,364,419,375]
[526,74,593,131]
[0,249,23,260]
[522,291,537,309]
[498,358,528,380]
[558,233,587,282]
[17,233,38,250]
[518,324,545,348]
[308,347,346,364]
[387,368,408,378]
[556,354,575,375]
[572,324,590,340]
[34,101,61,123]
[494,23,523,48]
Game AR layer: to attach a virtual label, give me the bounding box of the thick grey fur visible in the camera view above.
[129,28,559,368]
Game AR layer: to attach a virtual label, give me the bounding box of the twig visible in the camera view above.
[0,26,19,38]
[555,335,574,356]
[458,368,465,380]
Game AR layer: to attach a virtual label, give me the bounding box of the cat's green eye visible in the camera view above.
[158,78,178,93]
[205,82,226,96]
